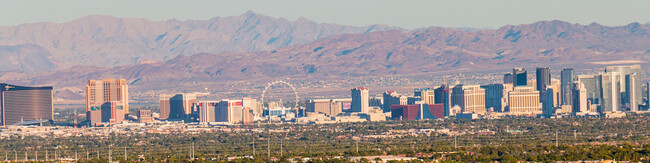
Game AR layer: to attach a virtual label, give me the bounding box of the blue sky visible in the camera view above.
[1,0,649,29]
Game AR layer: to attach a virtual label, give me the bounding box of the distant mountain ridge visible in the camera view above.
[8,20,650,91]
[0,11,398,73]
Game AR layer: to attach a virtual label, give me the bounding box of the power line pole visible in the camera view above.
[454,135,458,149]
[14,149,17,161]
[191,142,195,160]
[45,150,48,161]
[35,150,38,161]
[109,145,112,163]
[267,138,270,161]
[75,150,78,161]
[252,138,255,158]
[280,138,283,158]
[356,139,359,153]
[555,130,559,146]
[124,146,127,161]
[86,150,89,161]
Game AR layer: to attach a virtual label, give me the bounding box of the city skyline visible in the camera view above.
[2,1,650,162]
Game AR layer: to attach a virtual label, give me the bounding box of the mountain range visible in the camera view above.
[1,12,650,101]
[0,11,397,73]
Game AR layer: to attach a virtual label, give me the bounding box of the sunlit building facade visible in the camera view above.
[0,83,53,126]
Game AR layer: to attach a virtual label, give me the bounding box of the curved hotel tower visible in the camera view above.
[0,83,53,126]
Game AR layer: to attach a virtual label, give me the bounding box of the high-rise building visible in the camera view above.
[434,85,452,117]
[241,98,258,117]
[576,75,602,106]
[216,99,255,124]
[600,72,620,113]
[550,78,562,107]
[351,87,370,113]
[407,96,421,105]
[197,101,219,123]
[88,101,125,126]
[137,110,153,123]
[414,88,436,104]
[503,73,514,84]
[0,83,53,126]
[572,81,588,113]
[369,97,382,107]
[159,93,196,120]
[101,101,125,124]
[536,67,551,92]
[306,99,345,116]
[481,84,512,112]
[306,99,331,114]
[605,65,642,109]
[561,68,574,106]
[86,79,129,114]
[507,86,542,114]
[330,98,351,115]
[541,87,555,117]
[625,73,639,111]
[536,67,552,114]
[513,68,528,86]
[451,85,486,113]
[382,91,407,113]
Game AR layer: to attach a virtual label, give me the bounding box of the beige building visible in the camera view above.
[159,93,196,120]
[414,89,436,104]
[351,87,370,113]
[306,98,352,116]
[550,78,562,107]
[86,79,129,114]
[306,99,337,116]
[507,86,542,114]
[573,81,589,113]
[216,99,256,124]
[137,109,153,123]
[451,85,486,113]
[331,98,351,114]
[197,101,220,123]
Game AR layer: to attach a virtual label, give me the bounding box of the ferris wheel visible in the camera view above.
[260,80,299,108]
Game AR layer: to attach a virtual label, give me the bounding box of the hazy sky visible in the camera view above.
[1,0,649,29]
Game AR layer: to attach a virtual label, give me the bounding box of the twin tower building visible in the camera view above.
[85,79,130,126]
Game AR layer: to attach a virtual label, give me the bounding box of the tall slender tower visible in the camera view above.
[572,81,588,113]
[536,67,551,92]
[625,73,638,111]
[542,88,555,117]
[600,72,620,113]
[560,68,574,106]
[351,87,370,113]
